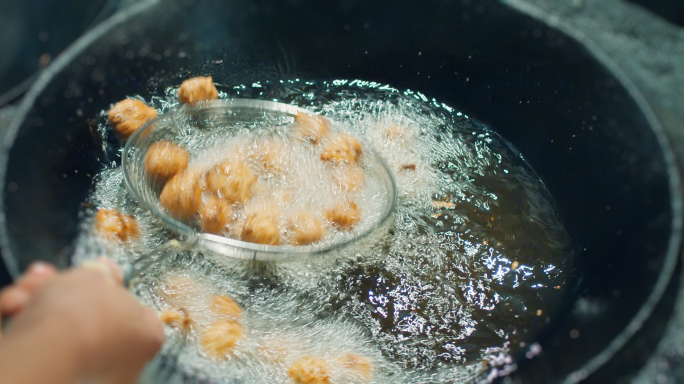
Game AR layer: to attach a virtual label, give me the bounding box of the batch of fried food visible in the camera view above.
[158,273,373,384]
[92,210,375,383]
[106,75,369,247]
[96,76,380,383]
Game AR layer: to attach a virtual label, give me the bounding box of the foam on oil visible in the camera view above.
[178,128,389,247]
[74,79,574,383]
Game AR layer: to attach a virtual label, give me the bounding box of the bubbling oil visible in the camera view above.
[178,129,388,247]
[74,79,574,383]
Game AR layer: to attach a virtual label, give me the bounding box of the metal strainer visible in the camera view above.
[122,98,396,262]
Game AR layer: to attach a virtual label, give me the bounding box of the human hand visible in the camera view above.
[0,259,164,384]
[0,261,58,316]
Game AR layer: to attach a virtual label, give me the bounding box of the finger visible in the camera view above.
[0,287,30,316]
[0,262,57,315]
[95,257,123,285]
[16,262,58,291]
[139,306,165,357]
[80,258,122,286]
[26,261,58,279]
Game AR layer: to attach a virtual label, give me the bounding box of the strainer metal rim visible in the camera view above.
[122,98,398,261]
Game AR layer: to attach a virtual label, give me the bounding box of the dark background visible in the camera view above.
[0,0,683,106]
[629,0,684,27]
[0,0,112,106]
[0,0,119,286]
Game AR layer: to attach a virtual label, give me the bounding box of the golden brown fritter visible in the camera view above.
[294,112,331,145]
[178,76,219,104]
[205,160,258,204]
[431,200,455,209]
[198,196,233,235]
[399,164,416,171]
[332,165,366,193]
[160,307,194,332]
[337,353,373,380]
[160,168,204,220]
[320,133,363,165]
[241,200,282,245]
[288,356,332,384]
[161,274,201,302]
[254,139,290,175]
[383,124,405,141]
[324,200,361,230]
[108,99,158,138]
[144,141,189,182]
[287,211,326,246]
[94,208,140,242]
[272,188,294,206]
[257,335,293,363]
[210,295,243,318]
[201,319,245,360]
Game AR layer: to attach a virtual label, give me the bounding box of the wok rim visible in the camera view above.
[0,1,680,381]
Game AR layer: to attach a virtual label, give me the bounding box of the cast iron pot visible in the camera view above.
[0,0,681,382]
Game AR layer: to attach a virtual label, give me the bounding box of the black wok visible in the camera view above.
[0,0,680,382]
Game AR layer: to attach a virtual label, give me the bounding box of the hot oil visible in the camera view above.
[74,79,574,383]
[181,128,387,247]
[137,261,404,383]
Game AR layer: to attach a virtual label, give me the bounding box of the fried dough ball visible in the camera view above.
[383,123,415,142]
[320,133,363,165]
[178,76,219,104]
[144,141,189,182]
[332,165,366,192]
[288,356,332,384]
[108,99,158,138]
[199,196,233,235]
[161,274,201,302]
[201,319,245,360]
[324,200,361,230]
[254,139,290,175]
[258,335,293,363]
[294,112,331,145]
[399,164,417,171]
[383,124,405,141]
[210,295,243,318]
[160,307,194,332]
[287,211,326,246]
[431,200,455,209]
[160,168,204,220]
[382,123,416,148]
[241,200,282,245]
[94,209,140,242]
[338,353,373,380]
[273,188,294,206]
[206,160,258,204]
